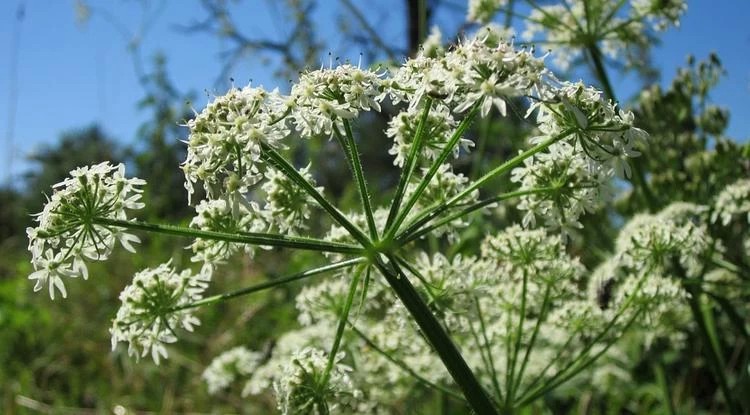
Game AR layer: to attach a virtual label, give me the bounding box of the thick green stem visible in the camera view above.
[170,258,365,312]
[93,217,363,255]
[373,255,500,415]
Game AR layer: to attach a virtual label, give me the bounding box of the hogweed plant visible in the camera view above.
[25,21,746,414]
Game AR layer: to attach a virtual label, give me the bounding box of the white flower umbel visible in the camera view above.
[27,162,145,299]
[386,103,464,167]
[509,81,647,229]
[261,165,322,234]
[632,0,687,31]
[189,199,267,264]
[183,86,289,203]
[290,63,384,137]
[511,140,612,229]
[467,0,508,23]
[203,346,263,395]
[615,203,711,278]
[539,81,647,177]
[110,261,211,365]
[521,0,685,70]
[711,178,750,226]
[273,348,362,415]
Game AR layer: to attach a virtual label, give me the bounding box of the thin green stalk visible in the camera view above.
[446,130,572,208]
[470,116,491,180]
[506,270,529,406]
[260,144,372,248]
[170,258,365,312]
[93,217,363,255]
[373,254,500,415]
[385,99,433,232]
[321,264,364,386]
[385,104,481,242]
[684,282,742,415]
[516,308,643,408]
[393,130,572,246]
[511,283,552,398]
[711,256,746,276]
[339,120,378,240]
[397,187,558,245]
[474,297,505,403]
[518,271,651,404]
[348,323,465,401]
[654,361,677,415]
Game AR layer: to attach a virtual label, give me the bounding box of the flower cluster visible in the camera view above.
[110,261,211,364]
[389,35,547,114]
[183,86,289,203]
[261,165,322,234]
[711,178,750,226]
[467,0,508,24]
[289,64,385,137]
[273,348,362,415]
[385,104,463,167]
[511,81,647,228]
[189,199,266,264]
[204,225,664,410]
[203,346,263,394]
[615,203,711,278]
[522,0,686,70]
[27,162,145,299]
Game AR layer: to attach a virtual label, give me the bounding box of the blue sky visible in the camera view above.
[1,1,748,186]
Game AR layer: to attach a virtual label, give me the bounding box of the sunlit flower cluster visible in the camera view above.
[511,81,647,228]
[289,64,385,137]
[183,86,289,203]
[27,162,145,299]
[110,261,211,364]
[189,199,266,264]
[711,178,750,226]
[522,0,686,70]
[273,348,362,415]
[261,165,323,234]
